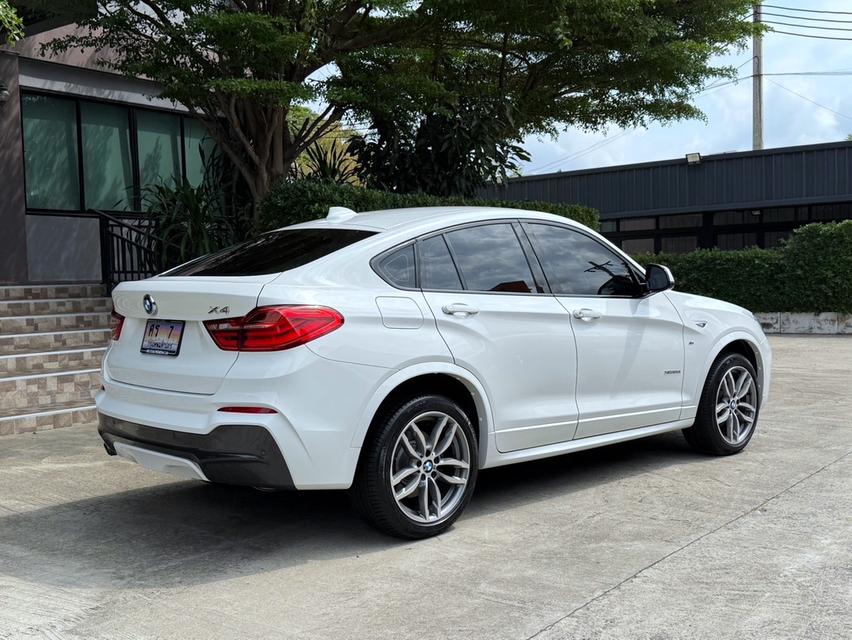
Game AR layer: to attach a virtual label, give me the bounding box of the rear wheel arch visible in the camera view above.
[353,368,492,468]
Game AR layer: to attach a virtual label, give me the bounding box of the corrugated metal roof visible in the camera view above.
[480,141,852,219]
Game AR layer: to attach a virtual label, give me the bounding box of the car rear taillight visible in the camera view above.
[110,312,125,341]
[204,305,343,352]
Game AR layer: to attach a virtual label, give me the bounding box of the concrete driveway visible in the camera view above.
[1,336,850,640]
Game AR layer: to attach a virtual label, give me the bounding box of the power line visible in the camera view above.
[763,4,852,15]
[765,20,852,31]
[772,29,852,41]
[768,79,852,122]
[763,11,852,24]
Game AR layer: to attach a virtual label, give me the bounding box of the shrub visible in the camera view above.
[258,179,598,231]
[632,221,852,313]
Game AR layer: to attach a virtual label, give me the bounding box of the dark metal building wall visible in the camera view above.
[480,141,852,219]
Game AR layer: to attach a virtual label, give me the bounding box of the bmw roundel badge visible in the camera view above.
[142,294,157,316]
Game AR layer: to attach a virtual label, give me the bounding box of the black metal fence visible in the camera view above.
[95,210,161,293]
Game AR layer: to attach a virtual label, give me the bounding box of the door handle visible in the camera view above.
[573,308,602,321]
[442,303,479,318]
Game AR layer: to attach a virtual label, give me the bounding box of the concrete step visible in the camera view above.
[0,328,112,355]
[0,400,97,436]
[0,297,113,318]
[0,312,111,335]
[0,347,106,377]
[0,283,106,301]
[0,367,100,415]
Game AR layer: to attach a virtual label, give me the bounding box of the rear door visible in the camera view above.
[522,222,684,438]
[418,222,579,453]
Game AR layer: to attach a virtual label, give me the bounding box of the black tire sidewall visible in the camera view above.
[695,353,760,454]
[357,394,478,539]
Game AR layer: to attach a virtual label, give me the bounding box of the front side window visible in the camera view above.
[524,223,637,297]
[444,224,538,293]
[165,228,376,277]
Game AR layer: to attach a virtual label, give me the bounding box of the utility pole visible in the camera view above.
[752,3,763,150]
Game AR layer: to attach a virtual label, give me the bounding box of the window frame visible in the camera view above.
[520,221,646,299]
[20,88,215,217]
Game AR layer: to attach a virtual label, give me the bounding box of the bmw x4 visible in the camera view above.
[97,206,771,538]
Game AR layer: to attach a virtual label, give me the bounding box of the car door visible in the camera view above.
[418,221,579,453]
[522,222,684,439]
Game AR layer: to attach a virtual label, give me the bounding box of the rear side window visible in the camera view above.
[444,224,537,293]
[164,228,376,277]
[523,223,637,296]
[375,244,416,288]
[419,235,463,290]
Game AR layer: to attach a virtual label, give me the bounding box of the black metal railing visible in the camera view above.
[94,210,162,293]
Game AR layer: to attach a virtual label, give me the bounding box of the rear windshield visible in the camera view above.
[163,228,377,277]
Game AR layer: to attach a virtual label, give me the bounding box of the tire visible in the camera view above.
[683,352,760,455]
[351,394,478,539]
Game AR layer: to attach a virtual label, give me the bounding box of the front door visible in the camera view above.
[418,222,579,453]
[521,222,684,439]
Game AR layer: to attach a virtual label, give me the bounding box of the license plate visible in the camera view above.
[140,319,185,356]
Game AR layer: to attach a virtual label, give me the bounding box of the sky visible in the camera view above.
[520,1,852,176]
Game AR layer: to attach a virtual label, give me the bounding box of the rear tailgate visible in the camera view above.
[108,276,275,394]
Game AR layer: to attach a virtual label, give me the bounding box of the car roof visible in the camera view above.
[284,206,586,236]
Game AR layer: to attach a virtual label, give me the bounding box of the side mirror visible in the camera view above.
[645,263,675,293]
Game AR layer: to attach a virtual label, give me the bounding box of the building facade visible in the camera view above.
[481,142,852,254]
[0,20,212,285]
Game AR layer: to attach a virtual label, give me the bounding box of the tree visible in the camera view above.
[342,1,759,193]
[0,0,24,45]
[44,1,437,217]
[43,1,758,211]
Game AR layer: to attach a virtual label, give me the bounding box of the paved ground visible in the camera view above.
[0,336,850,640]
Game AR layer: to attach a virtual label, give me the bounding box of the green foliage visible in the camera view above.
[348,99,529,197]
[258,179,598,232]
[142,151,252,269]
[297,141,359,186]
[632,222,852,313]
[0,0,23,44]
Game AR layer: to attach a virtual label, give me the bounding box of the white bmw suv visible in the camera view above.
[97,206,771,538]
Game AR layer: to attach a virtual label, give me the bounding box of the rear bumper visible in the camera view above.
[99,413,294,489]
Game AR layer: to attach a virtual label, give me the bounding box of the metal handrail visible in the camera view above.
[92,209,163,293]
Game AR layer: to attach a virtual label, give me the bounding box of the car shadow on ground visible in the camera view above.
[1,431,700,591]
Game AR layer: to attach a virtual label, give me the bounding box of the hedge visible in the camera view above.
[632,221,852,313]
[259,179,599,231]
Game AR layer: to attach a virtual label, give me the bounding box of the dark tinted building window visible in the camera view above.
[660,235,698,253]
[444,224,537,293]
[165,228,376,276]
[716,232,757,250]
[659,213,702,229]
[620,217,656,231]
[419,235,462,290]
[621,238,655,254]
[524,223,637,296]
[376,244,416,288]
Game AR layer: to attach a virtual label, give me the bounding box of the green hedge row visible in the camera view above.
[259,179,599,231]
[632,221,852,313]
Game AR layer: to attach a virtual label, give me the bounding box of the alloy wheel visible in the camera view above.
[715,366,757,446]
[389,411,471,524]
